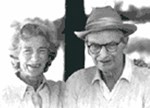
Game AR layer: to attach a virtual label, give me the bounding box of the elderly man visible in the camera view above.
[64,6,150,108]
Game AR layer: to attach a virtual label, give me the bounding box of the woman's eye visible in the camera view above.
[23,49,32,54]
[39,49,48,54]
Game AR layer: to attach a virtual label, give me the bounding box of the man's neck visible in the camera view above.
[100,56,125,91]
[100,68,123,91]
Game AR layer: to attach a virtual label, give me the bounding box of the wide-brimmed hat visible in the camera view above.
[75,6,137,40]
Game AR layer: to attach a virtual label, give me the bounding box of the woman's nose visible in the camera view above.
[31,52,39,62]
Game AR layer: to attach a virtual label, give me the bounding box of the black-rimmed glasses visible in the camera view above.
[87,40,122,55]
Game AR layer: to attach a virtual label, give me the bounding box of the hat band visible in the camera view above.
[86,17,122,30]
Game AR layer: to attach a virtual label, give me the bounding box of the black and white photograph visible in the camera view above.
[0,0,150,108]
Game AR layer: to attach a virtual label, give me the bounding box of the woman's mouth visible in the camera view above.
[27,64,41,69]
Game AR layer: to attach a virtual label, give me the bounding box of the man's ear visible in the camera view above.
[124,36,129,44]
[122,37,129,54]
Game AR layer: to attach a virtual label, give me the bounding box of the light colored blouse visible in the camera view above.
[0,72,65,108]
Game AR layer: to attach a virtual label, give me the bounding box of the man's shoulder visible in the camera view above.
[65,66,97,96]
[66,66,97,85]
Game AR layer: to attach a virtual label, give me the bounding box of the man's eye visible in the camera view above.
[106,42,118,51]
[90,44,100,50]
[108,42,117,46]
[107,42,117,47]
[92,44,100,48]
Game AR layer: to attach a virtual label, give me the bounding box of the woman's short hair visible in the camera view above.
[9,17,59,72]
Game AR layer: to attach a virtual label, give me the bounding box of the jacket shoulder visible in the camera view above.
[66,66,97,86]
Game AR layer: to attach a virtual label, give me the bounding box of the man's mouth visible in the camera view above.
[100,60,111,64]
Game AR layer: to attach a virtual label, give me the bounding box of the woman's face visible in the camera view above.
[18,35,49,77]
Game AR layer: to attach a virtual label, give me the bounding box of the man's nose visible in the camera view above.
[98,46,108,59]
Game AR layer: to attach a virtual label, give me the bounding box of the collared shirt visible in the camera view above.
[0,72,65,108]
[64,56,150,108]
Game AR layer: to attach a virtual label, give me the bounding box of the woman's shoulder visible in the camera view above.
[0,83,24,106]
[46,80,65,87]
[46,80,65,93]
[46,80,65,107]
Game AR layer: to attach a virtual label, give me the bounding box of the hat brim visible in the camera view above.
[74,24,137,40]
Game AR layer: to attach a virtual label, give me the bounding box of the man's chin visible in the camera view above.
[97,63,113,71]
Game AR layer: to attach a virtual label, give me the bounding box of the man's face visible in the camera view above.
[86,30,127,72]
[18,35,49,77]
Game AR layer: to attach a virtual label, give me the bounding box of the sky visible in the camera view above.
[0,0,150,83]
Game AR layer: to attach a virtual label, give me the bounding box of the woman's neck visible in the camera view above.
[18,72,44,91]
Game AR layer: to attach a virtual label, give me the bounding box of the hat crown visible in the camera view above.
[74,6,137,40]
[86,6,122,27]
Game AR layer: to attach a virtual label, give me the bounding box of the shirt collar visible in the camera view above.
[120,56,132,82]
[91,68,101,84]
[91,56,132,84]
[14,72,47,99]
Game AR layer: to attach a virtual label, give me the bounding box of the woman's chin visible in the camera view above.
[26,68,43,77]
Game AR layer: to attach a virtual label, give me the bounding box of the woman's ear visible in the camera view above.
[10,55,20,70]
[43,57,52,73]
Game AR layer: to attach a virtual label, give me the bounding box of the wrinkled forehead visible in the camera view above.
[19,36,49,49]
[86,29,124,44]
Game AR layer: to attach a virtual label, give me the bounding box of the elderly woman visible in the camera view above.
[0,18,64,108]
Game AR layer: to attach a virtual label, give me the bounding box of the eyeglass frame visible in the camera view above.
[86,38,123,55]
